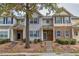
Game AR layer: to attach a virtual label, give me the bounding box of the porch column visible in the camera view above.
[11,29,14,41]
[41,28,43,41]
[23,27,26,39]
[53,27,55,42]
[72,28,75,39]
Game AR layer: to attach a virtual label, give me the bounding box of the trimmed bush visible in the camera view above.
[71,39,76,45]
[0,39,10,44]
[23,39,32,43]
[34,39,42,44]
[34,39,38,43]
[37,39,42,42]
[56,39,76,45]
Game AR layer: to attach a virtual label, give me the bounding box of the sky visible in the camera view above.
[39,3,79,17]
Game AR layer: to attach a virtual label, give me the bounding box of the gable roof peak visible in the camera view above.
[53,7,74,16]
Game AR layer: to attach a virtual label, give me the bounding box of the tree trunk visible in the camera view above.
[25,3,30,48]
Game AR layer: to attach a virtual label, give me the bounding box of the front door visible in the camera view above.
[48,31,53,41]
[43,30,53,41]
[17,30,23,41]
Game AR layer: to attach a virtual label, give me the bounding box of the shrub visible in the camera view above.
[33,39,42,44]
[34,39,38,43]
[71,39,76,45]
[23,39,32,43]
[0,39,10,44]
[37,39,42,42]
[56,39,76,45]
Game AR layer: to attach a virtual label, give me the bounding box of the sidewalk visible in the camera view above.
[0,53,79,56]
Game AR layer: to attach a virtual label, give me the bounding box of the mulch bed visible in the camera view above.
[0,42,45,53]
[53,43,79,53]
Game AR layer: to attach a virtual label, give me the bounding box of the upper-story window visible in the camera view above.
[5,17,13,24]
[0,17,4,24]
[55,17,62,24]
[63,17,71,24]
[46,19,50,23]
[30,18,39,24]
[0,17,13,24]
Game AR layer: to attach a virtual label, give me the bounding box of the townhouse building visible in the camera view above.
[0,7,79,42]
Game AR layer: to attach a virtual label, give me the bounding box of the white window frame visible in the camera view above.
[0,29,9,39]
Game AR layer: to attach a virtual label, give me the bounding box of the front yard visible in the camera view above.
[0,42,45,53]
[53,43,79,53]
[1,41,79,53]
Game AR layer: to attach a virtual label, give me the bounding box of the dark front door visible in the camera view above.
[48,30,53,41]
[17,30,23,41]
[43,30,53,41]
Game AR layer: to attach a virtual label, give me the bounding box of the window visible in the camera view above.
[34,31,39,37]
[65,31,69,36]
[30,18,39,24]
[30,31,39,37]
[0,17,4,24]
[30,20,33,24]
[0,31,8,38]
[56,31,61,36]
[11,17,13,24]
[55,17,62,24]
[0,19,4,24]
[0,17,13,24]
[74,31,78,36]
[5,17,13,24]
[63,17,71,24]
[30,31,33,37]
[34,18,39,24]
[46,20,49,23]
